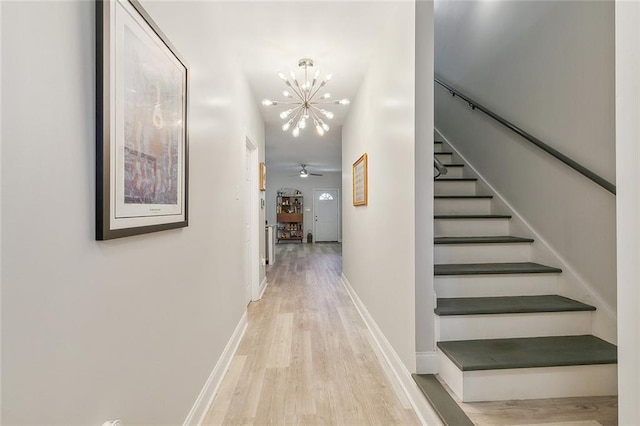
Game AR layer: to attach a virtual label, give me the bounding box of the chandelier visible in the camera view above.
[261,58,349,137]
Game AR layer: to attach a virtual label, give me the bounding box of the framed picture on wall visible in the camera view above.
[96,0,189,240]
[352,153,368,206]
[259,162,267,191]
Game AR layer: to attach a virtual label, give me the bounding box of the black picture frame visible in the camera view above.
[96,0,189,240]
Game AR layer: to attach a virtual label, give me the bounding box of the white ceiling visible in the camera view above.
[201,1,408,174]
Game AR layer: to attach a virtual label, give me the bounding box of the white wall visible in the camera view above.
[265,170,342,242]
[342,2,417,370]
[434,1,617,323]
[0,1,3,417]
[615,1,640,421]
[1,1,265,423]
[415,0,435,370]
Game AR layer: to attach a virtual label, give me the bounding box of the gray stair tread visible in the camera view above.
[434,195,493,199]
[435,295,596,316]
[434,262,562,275]
[437,335,617,371]
[435,177,478,182]
[435,236,533,245]
[412,374,474,426]
[435,214,512,219]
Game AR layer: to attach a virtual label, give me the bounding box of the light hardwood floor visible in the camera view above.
[203,243,420,425]
[436,370,617,425]
[460,395,618,426]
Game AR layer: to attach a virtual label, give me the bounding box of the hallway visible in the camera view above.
[203,243,420,425]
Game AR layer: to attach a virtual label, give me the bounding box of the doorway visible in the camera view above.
[313,189,340,242]
[244,137,259,304]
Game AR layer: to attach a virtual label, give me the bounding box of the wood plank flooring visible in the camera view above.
[433,374,617,425]
[461,395,618,426]
[203,243,420,425]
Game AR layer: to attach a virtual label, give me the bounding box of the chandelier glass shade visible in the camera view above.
[261,58,349,137]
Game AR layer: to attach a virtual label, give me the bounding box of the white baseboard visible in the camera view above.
[183,312,248,426]
[257,276,268,300]
[341,274,443,426]
[416,351,439,374]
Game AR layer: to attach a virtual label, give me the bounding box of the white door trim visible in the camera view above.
[312,188,341,243]
[245,137,260,302]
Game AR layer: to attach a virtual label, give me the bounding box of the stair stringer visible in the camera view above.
[435,129,617,344]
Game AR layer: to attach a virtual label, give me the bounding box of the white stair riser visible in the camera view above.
[438,352,617,402]
[435,311,592,341]
[435,219,510,237]
[435,243,531,264]
[435,198,492,215]
[439,166,465,178]
[434,180,477,196]
[434,143,444,153]
[435,274,559,298]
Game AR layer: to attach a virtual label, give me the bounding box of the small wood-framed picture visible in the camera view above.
[259,162,267,191]
[352,153,368,206]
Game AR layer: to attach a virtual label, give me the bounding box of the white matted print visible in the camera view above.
[97,0,188,240]
[352,153,368,206]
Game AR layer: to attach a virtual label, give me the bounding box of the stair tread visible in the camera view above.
[435,214,512,219]
[435,262,562,275]
[437,335,617,371]
[435,141,443,144]
[435,177,478,182]
[412,374,474,426]
[435,295,595,316]
[441,163,465,167]
[435,195,493,199]
[435,236,533,245]
[435,151,454,155]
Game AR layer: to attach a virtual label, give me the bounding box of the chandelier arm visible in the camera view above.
[287,81,305,101]
[308,84,325,101]
[310,105,334,123]
[309,100,338,105]
[309,108,322,124]
[282,105,303,126]
[301,75,311,104]
[307,76,319,97]
[289,105,304,125]
[309,104,331,115]
[300,105,313,126]
[274,101,304,105]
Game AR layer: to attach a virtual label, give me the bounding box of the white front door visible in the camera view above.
[313,189,339,242]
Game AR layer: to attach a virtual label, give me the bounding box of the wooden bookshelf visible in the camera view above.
[276,192,303,243]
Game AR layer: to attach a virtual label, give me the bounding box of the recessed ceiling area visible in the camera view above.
[200,1,408,175]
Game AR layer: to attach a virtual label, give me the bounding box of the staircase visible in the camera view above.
[423,139,617,405]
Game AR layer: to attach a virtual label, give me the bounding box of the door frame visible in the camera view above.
[312,188,341,243]
[245,136,260,302]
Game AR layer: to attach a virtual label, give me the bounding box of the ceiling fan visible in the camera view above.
[297,164,323,178]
